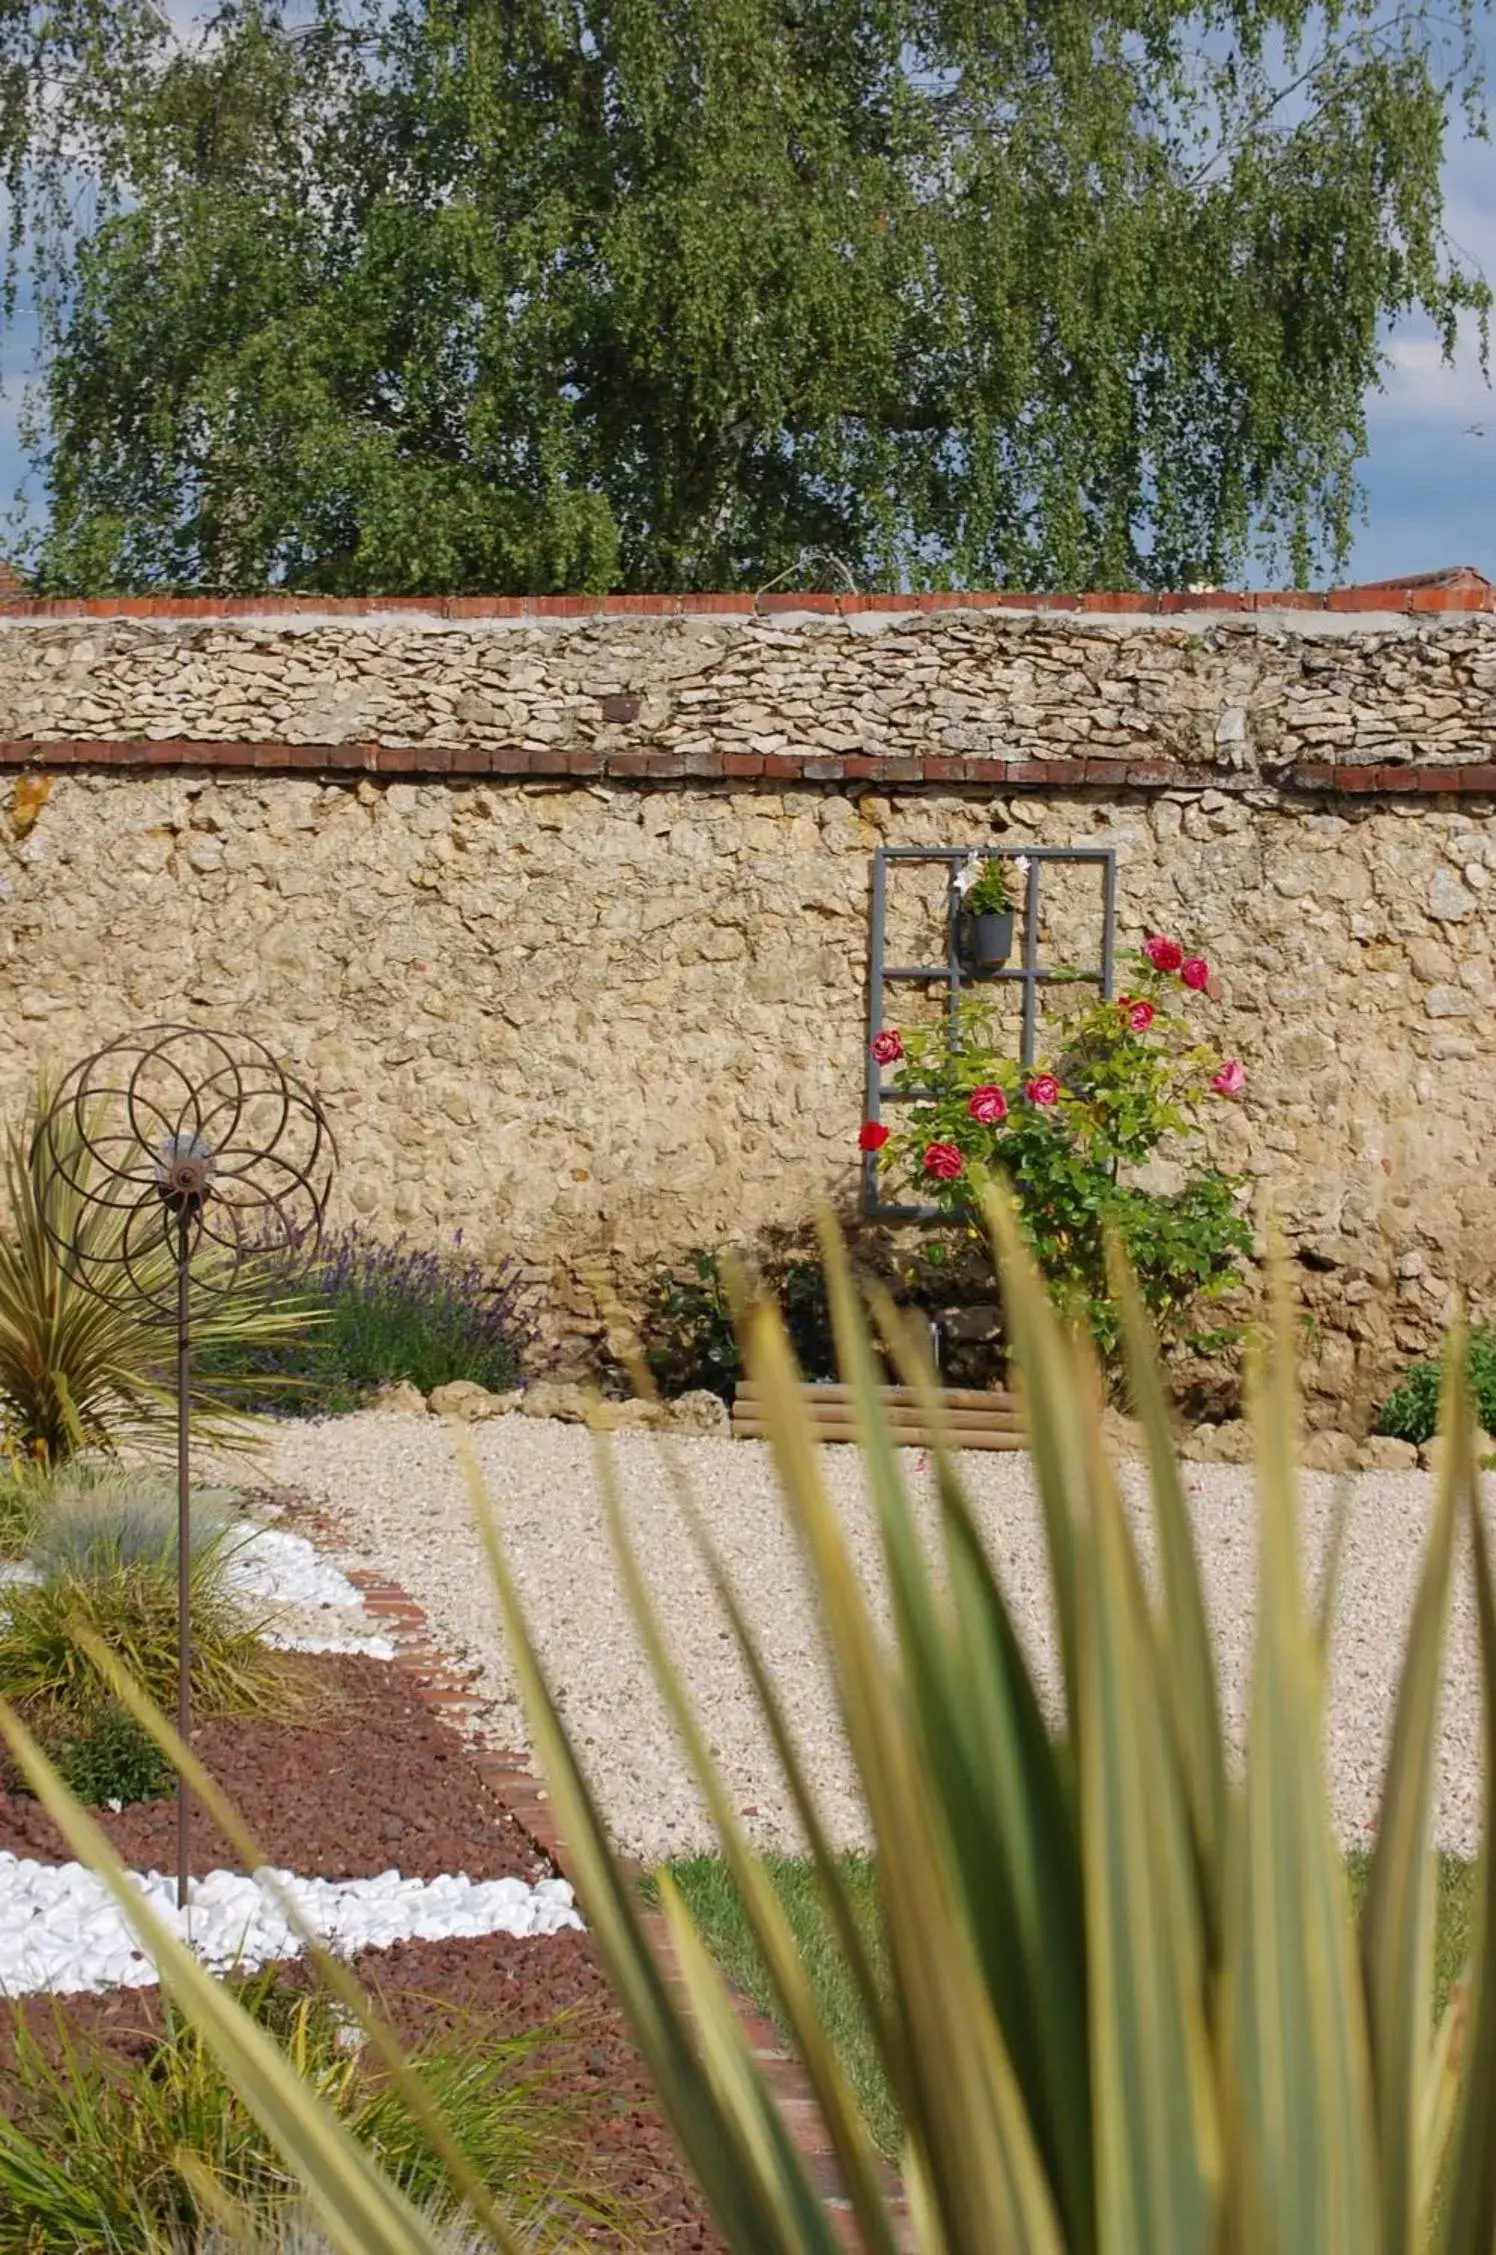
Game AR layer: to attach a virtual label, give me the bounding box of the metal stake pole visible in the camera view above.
[176,1206,192,1914]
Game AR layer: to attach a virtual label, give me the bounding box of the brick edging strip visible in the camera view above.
[5,734,1496,799]
[344,1568,907,2250]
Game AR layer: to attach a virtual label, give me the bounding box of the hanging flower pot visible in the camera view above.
[952,850,1026,975]
[963,907,1014,969]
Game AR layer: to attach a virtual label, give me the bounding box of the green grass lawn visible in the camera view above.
[667,1849,1478,2163]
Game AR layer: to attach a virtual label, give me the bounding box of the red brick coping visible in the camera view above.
[2,734,1494,797]
[0,563,1490,619]
[346,1569,908,2250]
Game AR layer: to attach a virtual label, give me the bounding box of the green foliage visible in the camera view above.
[193,1229,532,1417]
[1,0,1488,591]
[642,1234,837,1399]
[1377,1324,1496,1446]
[0,1469,42,1559]
[0,1082,323,1466]
[14,1211,1496,2255]
[0,1971,609,2253]
[0,1531,303,1728]
[449,1214,1496,2254]
[666,1853,897,2158]
[883,951,1251,1355]
[193,2209,515,2255]
[669,1848,1478,2166]
[961,857,1018,917]
[48,1700,173,1805]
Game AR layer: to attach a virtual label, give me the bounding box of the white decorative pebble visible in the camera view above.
[0,1853,583,1997]
[224,1525,369,1612]
[259,1627,399,1658]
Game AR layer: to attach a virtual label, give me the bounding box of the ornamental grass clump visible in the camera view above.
[4,1197,1496,2255]
[864,932,1251,1356]
[0,1516,302,1730]
[28,1470,238,1578]
[0,1972,615,2254]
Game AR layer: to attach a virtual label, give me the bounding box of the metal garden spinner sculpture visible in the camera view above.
[32,1027,334,1906]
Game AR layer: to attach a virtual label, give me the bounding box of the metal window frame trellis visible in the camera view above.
[862,844,1118,1221]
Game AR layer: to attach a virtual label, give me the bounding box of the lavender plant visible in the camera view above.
[196,1229,534,1415]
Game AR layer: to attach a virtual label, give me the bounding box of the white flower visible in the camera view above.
[1012,853,1030,876]
[953,853,982,897]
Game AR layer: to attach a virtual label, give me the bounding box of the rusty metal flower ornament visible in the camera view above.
[33,1025,333,1320]
[31,1026,334,1909]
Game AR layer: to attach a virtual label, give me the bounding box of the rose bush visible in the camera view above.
[867,941,1251,1358]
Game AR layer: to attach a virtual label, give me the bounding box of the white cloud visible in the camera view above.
[1376,325,1492,425]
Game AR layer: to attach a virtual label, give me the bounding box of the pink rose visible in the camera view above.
[923,1141,964,1180]
[858,1120,889,1152]
[1144,935,1183,972]
[1122,998,1154,1032]
[967,1084,1008,1125]
[1025,1074,1060,1106]
[870,1029,903,1064]
[1180,956,1210,991]
[1211,1058,1245,1096]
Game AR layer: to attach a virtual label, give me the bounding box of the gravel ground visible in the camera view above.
[253,1412,1483,1865]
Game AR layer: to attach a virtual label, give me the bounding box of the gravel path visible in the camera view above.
[254,1412,1483,1865]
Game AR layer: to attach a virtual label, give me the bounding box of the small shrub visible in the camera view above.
[0,1972,619,2253]
[196,1227,534,1416]
[642,1230,837,1399]
[1376,1322,1496,1444]
[49,1701,173,1805]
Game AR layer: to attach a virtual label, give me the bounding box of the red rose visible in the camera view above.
[870,1029,903,1064]
[967,1084,1008,1125]
[1122,998,1154,1032]
[858,1120,890,1151]
[1144,934,1183,972]
[923,1141,964,1180]
[1211,1058,1245,1096]
[1025,1074,1060,1106]
[1180,956,1210,991]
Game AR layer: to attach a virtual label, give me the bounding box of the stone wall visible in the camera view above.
[3,581,1496,791]
[2,585,1495,1422]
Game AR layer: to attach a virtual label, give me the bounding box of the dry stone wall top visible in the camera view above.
[0,605,1494,787]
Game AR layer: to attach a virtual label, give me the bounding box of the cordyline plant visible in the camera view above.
[2,1194,1496,2255]
[0,1084,322,1465]
[865,932,1251,1356]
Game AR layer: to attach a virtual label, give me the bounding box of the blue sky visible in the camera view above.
[1348,95,1494,584]
[0,16,1490,591]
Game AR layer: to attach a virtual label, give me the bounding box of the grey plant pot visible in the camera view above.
[962,908,1014,970]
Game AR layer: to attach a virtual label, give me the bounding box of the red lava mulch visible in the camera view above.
[0,1655,545,1880]
[0,1651,726,2246]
